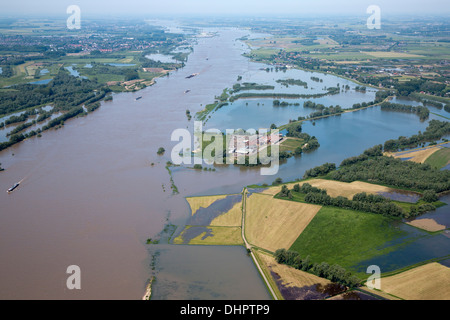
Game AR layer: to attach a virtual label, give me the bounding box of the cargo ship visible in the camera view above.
[7,183,19,193]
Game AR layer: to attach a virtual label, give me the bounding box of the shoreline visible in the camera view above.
[142,276,155,300]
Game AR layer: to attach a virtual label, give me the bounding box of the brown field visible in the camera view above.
[245,193,321,252]
[365,51,425,58]
[375,263,450,300]
[406,218,446,232]
[385,145,441,163]
[210,201,242,227]
[262,179,390,199]
[257,251,331,291]
[186,195,229,215]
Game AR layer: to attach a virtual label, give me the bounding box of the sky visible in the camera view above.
[1,0,449,16]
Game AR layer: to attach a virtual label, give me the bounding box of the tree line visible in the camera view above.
[231,82,275,93]
[303,162,336,178]
[288,182,405,217]
[380,101,429,121]
[330,155,450,193]
[276,78,308,88]
[383,120,450,152]
[282,181,438,218]
[274,249,360,288]
[300,137,449,193]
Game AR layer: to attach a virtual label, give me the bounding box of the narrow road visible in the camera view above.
[241,188,279,300]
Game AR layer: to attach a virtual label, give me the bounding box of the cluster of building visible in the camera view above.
[227,131,283,156]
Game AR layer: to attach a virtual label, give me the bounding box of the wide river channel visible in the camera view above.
[0,26,448,299]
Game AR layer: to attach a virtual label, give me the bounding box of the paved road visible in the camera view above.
[241,188,279,300]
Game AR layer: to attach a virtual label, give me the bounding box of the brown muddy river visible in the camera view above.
[0,28,272,299]
[0,24,446,299]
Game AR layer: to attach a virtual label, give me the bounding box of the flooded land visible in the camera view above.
[0,22,448,300]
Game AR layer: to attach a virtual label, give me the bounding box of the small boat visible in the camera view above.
[185,73,199,79]
[7,183,19,193]
[135,96,142,101]
[184,90,191,94]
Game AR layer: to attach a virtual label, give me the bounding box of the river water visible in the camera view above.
[0,26,448,299]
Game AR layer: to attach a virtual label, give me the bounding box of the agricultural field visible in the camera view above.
[173,226,243,245]
[375,262,450,300]
[424,147,450,169]
[279,137,305,153]
[364,51,425,59]
[289,206,407,277]
[262,178,391,198]
[210,201,242,226]
[255,250,334,300]
[385,143,447,164]
[173,194,243,245]
[186,194,228,215]
[245,193,321,252]
[245,36,339,52]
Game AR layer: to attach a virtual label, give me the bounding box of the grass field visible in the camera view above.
[375,262,450,300]
[186,194,229,215]
[173,226,243,245]
[245,193,321,252]
[424,147,450,169]
[289,206,407,277]
[279,137,305,153]
[246,36,338,52]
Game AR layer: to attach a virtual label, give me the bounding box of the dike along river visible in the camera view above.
[0,26,446,299]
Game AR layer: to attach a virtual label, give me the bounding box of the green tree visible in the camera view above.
[422,190,438,203]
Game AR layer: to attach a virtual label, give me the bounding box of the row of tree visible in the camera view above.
[384,120,450,152]
[288,182,405,217]
[339,145,383,167]
[276,78,308,88]
[232,82,275,93]
[303,162,336,178]
[380,101,429,121]
[274,249,360,288]
[330,156,450,193]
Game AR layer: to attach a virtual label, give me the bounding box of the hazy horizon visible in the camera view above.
[1,0,449,17]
